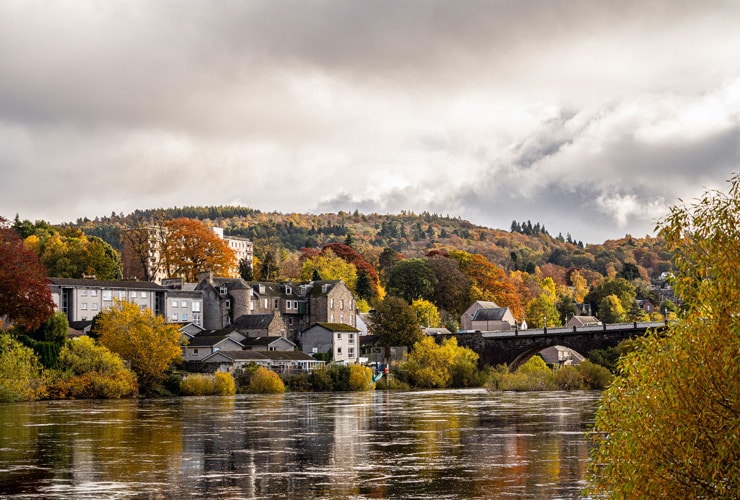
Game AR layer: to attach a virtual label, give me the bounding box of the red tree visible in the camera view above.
[322,243,380,294]
[0,217,55,330]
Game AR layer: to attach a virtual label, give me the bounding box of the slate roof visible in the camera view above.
[472,308,510,321]
[240,336,296,348]
[49,278,165,290]
[186,335,238,347]
[229,314,275,330]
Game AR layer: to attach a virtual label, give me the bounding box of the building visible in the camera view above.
[301,322,361,364]
[213,227,253,277]
[195,272,254,330]
[182,335,244,362]
[461,301,517,332]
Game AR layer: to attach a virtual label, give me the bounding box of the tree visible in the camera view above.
[247,367,286,394]
[586,174,740,497]
[386,258,437,303]
[49,336,138,399]
[426,254,470,317]
[450,250,523,319]
[369,296,423,347]
[300,249,358,291]
[94,300,182,394]
[28,230,122,280]
[238,257,254,281]
[0,217,55,331]
[585,278,636,318]
[402,336,480,389]
[526,277,561,327]
[598,294,626,324]
[160,218,237,281]
[411,298,441,328]
[0,333,46,402]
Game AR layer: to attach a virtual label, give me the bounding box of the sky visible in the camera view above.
[1,1,739,243]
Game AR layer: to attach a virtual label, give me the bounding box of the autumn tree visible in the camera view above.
[426,254,470,317]
[94,300,182,394]
[402,336,480,389]
[299,249,358,291]
[159,218,236,281]
[586,174,740,498]
[450,250,523,319]
[411,298,442,328]
[323,243,380,297]
[369,296,423,348]
[585,277,636,319]
[26,230,122,280]
[0,333,46,402]
[525,277,561,327]
[0,217,55,331]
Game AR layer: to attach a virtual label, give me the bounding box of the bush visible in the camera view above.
[180,372,236,396]
[247,367,286,394]
[576,360,613,389]
[553,365,586,390]
[328,364,350,391]
[283,372,310,392]
[348,364,375,391]
[308,366,333,391]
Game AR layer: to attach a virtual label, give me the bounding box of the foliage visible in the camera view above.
[327,364,351,391]
[369,296,423,348]
[307,366,333,391]
[348,364,375,391]
[94,300,183,394]
[0,217,55,331]
[586,174,740,498]
[160,218,237,281]
[402,336,481,389]
[386,258,437,303]
[525,277,561,327]
[585,277,636,319]
[598,294,626,323]
[47,336,138,399]
[411,298,441,328]
[425,254,470,317]
[299,248,358,291]
[247,367,286,394]
[451,250,524,319]
[180,372,236,396]
[588,339,636,373]
[0,333,46,402]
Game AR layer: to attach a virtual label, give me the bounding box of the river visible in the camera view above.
[0,389,601,499]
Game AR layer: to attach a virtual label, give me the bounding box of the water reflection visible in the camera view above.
[0,390,600,499]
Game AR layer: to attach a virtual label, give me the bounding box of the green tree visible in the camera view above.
[386,258,437,303]
[0,333,46,402]
[426,254,470,317]
[598,294,626,323]
[586,174,740,498]
[369,296,423,347]
[94,300,183,394]
[585,277,636,318]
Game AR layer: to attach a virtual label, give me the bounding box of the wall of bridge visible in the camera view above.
[442,322,666,371]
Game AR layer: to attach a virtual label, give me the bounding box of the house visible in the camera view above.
[49,277,166,323]
[460,301,517,332]
[424,327,452,335]
[301,322,360,364]
[224,313,287,339]
[200,350,324,374]
[539,346,585,366]
[239,336,297,352]
[303,280,357,328]
[164,288,205,327]
[182,335,244,362]
[565,315,602,328]
[637,299,656,315]
[360,335,408,367]
[195,272,254,330]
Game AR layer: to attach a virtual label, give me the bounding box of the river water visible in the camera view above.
[0,389,601,499]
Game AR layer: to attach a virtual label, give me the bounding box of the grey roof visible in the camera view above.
[49,278,165,290]
[311,322,360,333]
[472,308,509,321]
[240,336,296,348]
[230,314,275,330]
[186,335,238,347]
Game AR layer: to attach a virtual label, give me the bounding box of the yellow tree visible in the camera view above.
[403,336,480,389]
[587,174,740,498]
[525,277,561,327]
[299,249,358,291]
[411,298,441,328]
[160,218,236,281]
[569,270,589,303]
[95,300,182,394]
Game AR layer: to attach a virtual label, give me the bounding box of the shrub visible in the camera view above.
[283,372,310,392]
[247,367,286,394]
[308,366,333,391]
[180,372,236,396]
[553,365,586,390]
[576,360,613,389]
[328,364,350,391]
[348,364,375,391]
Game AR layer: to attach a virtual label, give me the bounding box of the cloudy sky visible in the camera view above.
[1,1,739,242]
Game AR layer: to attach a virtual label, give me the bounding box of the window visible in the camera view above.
[172,300,178,308]
[181,301,187,308]
[103,290,112,301]
[220,284,228,295]
[337,347,342,355]
[130,291,137,298]
[80,289,87,297]
[141,305,146,311]
[81,303,88,310]
[140,291,147,298]
[225,299,231,310]
[337,332,342,340]
[181,313,188,321]
[193,348,199,355]
[264,299,268,309]
[330,298,334,309]
[288,317,293,325]
[340,315,344,323]
[91,289,98,297]
[171,313,178,321]
[348,347,355,358]
[192,302,201,312]
[92,303,99,311]
[340,299,344,310]
[349,333,354,343]
[331,314,334,323]
[274,299,279,309]
[250,300,255,311]
[118,290,126,299]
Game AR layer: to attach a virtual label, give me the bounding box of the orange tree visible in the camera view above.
[160,218,236,281]
[450,250,523,319]
[94,300,182,395]
[586,175,740,498]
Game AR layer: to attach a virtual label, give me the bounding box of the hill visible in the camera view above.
[73,205,674,284]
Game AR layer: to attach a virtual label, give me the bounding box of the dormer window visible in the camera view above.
[285,286,292,295]
[219,284,228,295]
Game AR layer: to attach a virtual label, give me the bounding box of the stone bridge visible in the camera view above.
[443,321,668,371]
